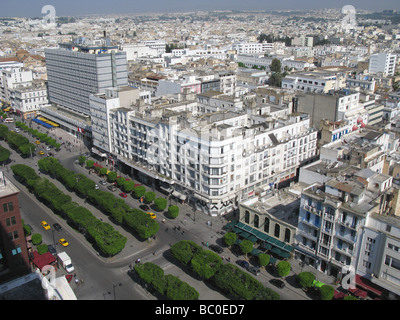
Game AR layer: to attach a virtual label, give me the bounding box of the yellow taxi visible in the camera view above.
[59,238,69,247]
[41,221,50,230]
[147,212,156,219]
[39,151,44,155]
[35,140,40,145]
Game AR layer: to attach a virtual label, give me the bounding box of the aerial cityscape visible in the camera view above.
[0,0,400,306]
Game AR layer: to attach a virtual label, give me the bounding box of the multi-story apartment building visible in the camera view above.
[237,54,312,72]
[296,168,393,278]
[43,37,128,143]
[232,42,274,54]
[0,66,33,104]
[296,90,369,130]
[9,81,48,119]
[90,88,318,216]
[358,212,400,299]
[282,69,347,94]
[368,53,397,77]
[0,172,30,284]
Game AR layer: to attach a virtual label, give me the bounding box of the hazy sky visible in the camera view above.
[1,0,400,17]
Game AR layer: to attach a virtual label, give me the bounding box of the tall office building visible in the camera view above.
[42,37,128,141]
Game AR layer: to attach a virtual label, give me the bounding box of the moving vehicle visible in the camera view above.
[57,251,74,273]
[39,151,44,155]
[41,221,50,230]
[209,244,223,254]
[95,184,99,190]
[4,118,14,123]
[139,204,149,211]
[14,128,20,133]
[53,223,62,231]
[147,212,156,219]
[99,180,107,186]
[270,279,285,289]
[35,140,40,145]
[119,192,127,198]
[59,238,69,247]
[236,260,249,269]
[46,146,51,151]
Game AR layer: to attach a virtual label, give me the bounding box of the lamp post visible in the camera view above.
[112,283,122,300]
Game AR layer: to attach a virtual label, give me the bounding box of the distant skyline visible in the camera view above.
[1,0,400,18]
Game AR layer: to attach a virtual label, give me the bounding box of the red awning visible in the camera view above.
[31,251,56,270]
[334,290,346,299]
[353,288,367,299]
[352,125,358,131]
[355,274,383,296]
[93,163,102,168]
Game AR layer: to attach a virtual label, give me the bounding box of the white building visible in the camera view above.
[368,53,397,77]
[10,82,48,119]
[92,90,318,216]
[0,66,33,103]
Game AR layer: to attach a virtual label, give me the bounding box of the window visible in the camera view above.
[3,202,14,212]
[245,210,250,224]
[6,216,16,227]
[264,218,270,233]
[274,224,280,238]
[386,224,392,233]
[254,214,259,228]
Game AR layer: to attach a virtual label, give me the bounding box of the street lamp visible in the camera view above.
[112,283,122,300]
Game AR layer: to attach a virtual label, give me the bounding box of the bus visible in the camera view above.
[4,118,14,123]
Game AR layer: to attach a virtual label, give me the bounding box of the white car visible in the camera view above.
[95,184,99,190]
[46,146,51,151]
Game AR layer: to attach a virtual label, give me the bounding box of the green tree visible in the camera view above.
[154,198,167,211]
[78,155,86,165]
[223,232,237,247]
[258,253,270,268]
[37,244,49,255]
[191,249,222,279]
[270,58,282,73]
[133,185,146,198]
[319,285,335,300]
[0,145,10,163]
[123,180,135,193]
[239,239,253,258]
[164,274,199,300]
[277,260,291,277]
[32,233,42,245]
[99,167,107,176]
[170,240,202,266]
[168,205,179,219]
[86,159,94,168]
[144,191,156,203]
[107,171,117,182]
[297,271,315,289]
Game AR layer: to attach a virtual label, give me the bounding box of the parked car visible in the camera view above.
[107,185,117,192]
[236,260,249,269]
[209,244,223,254]
[48,244,57,256]
[119,192,127,198]
[248,266,260,276]
[35,140,40,145]
[270,279,285,289]
[41,221,50,230]
[46,146,51,151]
[39,151,44,155]
[139,204,150,211]
[53,223,62,231]
[99,180,107,186]
[95,184,99,190]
